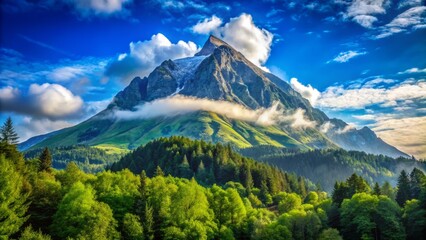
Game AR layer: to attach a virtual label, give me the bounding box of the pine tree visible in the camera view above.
[154,166,164,177]
[396,170,411,206]
[0,117,19,145]
[381,181,395,200]
[39,147,52,172]
[139,170,148,199]
[373,182,381,196]
[409,168,426,199]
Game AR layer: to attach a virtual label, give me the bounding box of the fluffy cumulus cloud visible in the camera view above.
[68,0,133,16]
[328,50,367,63]
[344,0,387,28]
[192,15,223,34]
[0,83,83,119]
[191,13,274,69]
[375,6,426,38]
[104,33,199,83]
[289,78,321,106]
[111,95,315,128]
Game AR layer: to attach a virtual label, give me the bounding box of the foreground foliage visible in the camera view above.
[1,139,425,239]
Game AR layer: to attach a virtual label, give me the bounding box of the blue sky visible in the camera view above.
[0,0,425,158]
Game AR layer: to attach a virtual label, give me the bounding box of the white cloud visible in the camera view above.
[319,121,334,133]
[0,83,83,119]
[290,78,321,106]
[328,50,367,63]
[0,86,19,100]
[48,66,85,82]
[353,114,376,120]
[352,15,378,28]
[362,77,396,88]
[372,116,426,158]
[104,33,199,83]
[17,117,74,142]
[336,124,356,134]
[192,13,274,69]
[398,0,424,9]
[69,0,132,15]
[317,80,426,109]
[218,14,274,68]
[111,95,315,128]
[398,67,426,74]
[192,15,223,34]
[345,0,387,28]
[375,6,426,38]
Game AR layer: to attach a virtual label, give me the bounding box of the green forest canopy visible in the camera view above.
[1,138,426,239]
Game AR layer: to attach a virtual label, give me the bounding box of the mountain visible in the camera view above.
[240,146,424,191]
[20,35,408,159]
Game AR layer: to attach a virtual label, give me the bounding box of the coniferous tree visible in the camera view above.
[373,182,381,196]
[0,117,19,145]
[154,166,164,177]
[381,181,396,200]
[396,170,411,206]
[39,147,52,172]
[409,168,425,199]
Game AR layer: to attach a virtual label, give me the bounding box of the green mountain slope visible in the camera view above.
[30,111,335,151]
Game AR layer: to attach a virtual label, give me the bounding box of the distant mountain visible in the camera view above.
[240,146,422,191]
[20,35,408,159]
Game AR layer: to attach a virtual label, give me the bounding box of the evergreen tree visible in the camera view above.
[373,182,381,196]
[39,147,52,172]
[139,170,148,200]
[154,166,164,177]
[0,117,19,145]
[396,170,411,206]
[381,181,396,200]
[409,168,425,199]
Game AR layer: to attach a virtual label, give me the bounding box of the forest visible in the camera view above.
[0,118,425,239]
[1,135,426,239]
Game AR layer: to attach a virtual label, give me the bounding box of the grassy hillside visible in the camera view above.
[30,110,335,151]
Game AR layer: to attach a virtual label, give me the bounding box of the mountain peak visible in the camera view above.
[195,35,230,56]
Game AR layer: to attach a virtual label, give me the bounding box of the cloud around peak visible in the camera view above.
[289,78,320,106]
[111,95,315,129]
[191,13,274,69]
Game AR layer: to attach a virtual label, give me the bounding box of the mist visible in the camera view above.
[111,95,315,128]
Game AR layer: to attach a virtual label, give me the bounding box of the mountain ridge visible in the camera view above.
[20,36,408,158]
